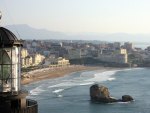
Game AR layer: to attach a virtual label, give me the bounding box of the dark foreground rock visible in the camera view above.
[90,84,133,103]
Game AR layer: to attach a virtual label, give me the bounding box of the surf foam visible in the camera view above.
[52,89,64,93]
[30,86,45,96]
[85,70,118,83]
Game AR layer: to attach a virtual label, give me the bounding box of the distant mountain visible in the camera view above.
[5,24,150,43]
[5,24,67,40]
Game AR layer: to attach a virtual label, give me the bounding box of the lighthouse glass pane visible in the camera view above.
[0,49,11,92]
[0,47,20,92]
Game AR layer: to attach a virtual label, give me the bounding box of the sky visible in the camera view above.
[1,0,150,34]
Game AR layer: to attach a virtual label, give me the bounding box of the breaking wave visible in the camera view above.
[52,89,64,93]
[30,86,45,96]
[85,70,118,83]
[28,69,121,97]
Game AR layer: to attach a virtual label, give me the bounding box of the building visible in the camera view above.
[114,42,121,49]
[21,48,32,67]
[44,57,70,66]
[98,49,128,64]
[124,42,133,52]
[21,49,45,67]
[21,48,28,58]
[51,43,62,48]
[68,49,81,59]
[32,53,45,66]
[24,56,33,67]
[57,57,70,66]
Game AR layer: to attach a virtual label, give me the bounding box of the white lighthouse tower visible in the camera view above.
[0,11,38,113]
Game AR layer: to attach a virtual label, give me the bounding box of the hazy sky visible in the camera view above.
[1,0,150,34]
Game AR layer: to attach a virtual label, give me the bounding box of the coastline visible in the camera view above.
[21,65,107,85]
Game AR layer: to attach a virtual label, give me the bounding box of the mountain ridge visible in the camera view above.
[5,24,150,42]
[5,24,67,40]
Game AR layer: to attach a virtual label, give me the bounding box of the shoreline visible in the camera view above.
[21,65,107,85]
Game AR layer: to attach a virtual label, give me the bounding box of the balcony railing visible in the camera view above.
[11,99,38,113]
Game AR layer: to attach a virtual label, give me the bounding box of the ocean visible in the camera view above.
[24,68,150,113]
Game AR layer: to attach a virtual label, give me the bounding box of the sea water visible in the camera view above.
[24,68,150,113]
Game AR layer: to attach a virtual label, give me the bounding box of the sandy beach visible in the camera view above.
[21,65,106,85]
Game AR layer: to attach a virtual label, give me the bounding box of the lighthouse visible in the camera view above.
[0,11,38,113]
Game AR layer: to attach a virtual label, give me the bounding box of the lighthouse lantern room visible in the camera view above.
[0,11,38,113]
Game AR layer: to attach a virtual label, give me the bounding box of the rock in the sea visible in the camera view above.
[90,84,133,103]
[90,84,109,99]
[122,95,133,102]
[90,84,118,103]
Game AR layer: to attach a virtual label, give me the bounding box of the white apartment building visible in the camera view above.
[32,53,45,66]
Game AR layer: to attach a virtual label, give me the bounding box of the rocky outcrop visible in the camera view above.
[122,95,133,102]
[90,84,110,99]
[90,84,133,103]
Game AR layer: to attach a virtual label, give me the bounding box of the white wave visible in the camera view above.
[57,95,63,98]
[49,70,119,88]
[52,89,64,98]
[47,70,121,90]
[108,77,116,81]
[122,67,144,71]
[85,70,118,82]
[30,86,45,96]
[80,71,95,77]
[49,81,95,88]
[117,101,131,104]
[48,82,77,88]
[79,82,94,86]
[52,89,64,93]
